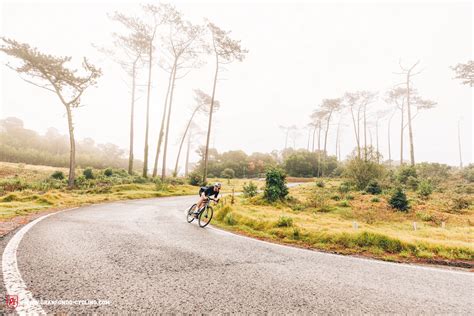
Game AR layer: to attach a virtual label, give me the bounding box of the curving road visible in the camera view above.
[1,195,473,314]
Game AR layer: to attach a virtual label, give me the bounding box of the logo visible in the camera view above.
[5,295,19,309]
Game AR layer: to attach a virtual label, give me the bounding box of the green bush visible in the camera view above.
[338,200,350,207]
[165,177,185,185]
[449,194,471,211]
[371,197,380,203]
[264,167,288,202]
[221,168,235,179]
[243,181,258,197]
[397,165,417,184]
[389,187,409,212]
[0,178,29,193]
[316,180,325,188]
[406,176,419,191]
[132,176,147,184]
[344,157,385,190]
[51,170,65,180]
[154,179,168,191]
[187,171,202,186]
[365,180,382,195]
[338,183,351,194]
[224,212,237,225]
[83,168,95,180]
[461,164,474,183]
[417,180,433,199]
[276,216,293,227]
[104,168,113,177]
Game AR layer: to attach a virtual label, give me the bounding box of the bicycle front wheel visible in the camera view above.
[198,206,213,228]
[186,204,197,223]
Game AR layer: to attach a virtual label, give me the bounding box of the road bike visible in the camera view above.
[186,197,217,228]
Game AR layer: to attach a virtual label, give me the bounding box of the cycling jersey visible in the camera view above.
[199,186,219,198]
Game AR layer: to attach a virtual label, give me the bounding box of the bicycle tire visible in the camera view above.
[198,206,213,228]
[186,204,197,223]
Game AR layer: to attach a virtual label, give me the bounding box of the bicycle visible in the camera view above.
[186,197,218,228]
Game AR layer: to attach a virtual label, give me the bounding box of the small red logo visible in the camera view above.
[5,295,19,309]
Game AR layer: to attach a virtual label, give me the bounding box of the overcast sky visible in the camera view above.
[1,0,472,170]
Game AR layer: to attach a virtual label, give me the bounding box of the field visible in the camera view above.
[0,162,262,223]
[212,178,474,267]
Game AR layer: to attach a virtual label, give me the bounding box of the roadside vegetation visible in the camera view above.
[0,162,263,222]
[212,162,474,266]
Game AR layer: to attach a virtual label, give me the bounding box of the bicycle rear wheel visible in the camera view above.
[198,206,213,228]
[186,204,197,223]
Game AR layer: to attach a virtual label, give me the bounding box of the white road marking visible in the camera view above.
[2,208,77,315]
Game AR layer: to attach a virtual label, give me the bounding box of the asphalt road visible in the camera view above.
[1,195,473,314]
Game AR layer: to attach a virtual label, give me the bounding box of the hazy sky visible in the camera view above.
[1,0,472,170]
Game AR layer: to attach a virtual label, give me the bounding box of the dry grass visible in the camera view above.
[213,180,474,264]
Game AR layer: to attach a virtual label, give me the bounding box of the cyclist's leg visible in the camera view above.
[196,193,206,212]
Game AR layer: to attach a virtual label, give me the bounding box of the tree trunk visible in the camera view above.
[388,114,392,166]
[152,64,175,177]
[311,125,317,152]
[203,51,219,183]
[400,101,404,165]
[335,120,341,161]
[458,120,463,169]
[65,105,76,188]
[323,112,332,154]
[350,106,360,159]
[174,106,200,176]
[128,58,138,175]
[363,104,368,161]
[376,121,379,163]
[406,75,415,166]
[184,131,191,177]
[142,40,154,178]
[161,62,178,180]
[306,128,311,151]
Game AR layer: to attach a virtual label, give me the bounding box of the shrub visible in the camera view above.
[406,176,419,191]
[338,200,350,207]
[389,187,409,212]
[292,228,300,240]
[276,216,293,227]
[264,167,288,202]
[397,165,417,184]
[344,157,385,190]
[417,180,433,199]
[307,193,331,212]
[416,162,450,183]
[316,180,325,188]
[243,181,258,197]
[104,168,113,177]
[83,168,95,180]
[221,168,235,179]
[365,180,382,195]
[338,183,351,194]
[132,176,147,184]
[371,197,380,203]
[187,171,202,186]
[51,170,65,180]
[449,195,471,211]
[224,212,237,225]
[165,177,185,185]
[461,164,474,183]
[155,179,168,191]
[0,178,29,193]
[330,194,340,201]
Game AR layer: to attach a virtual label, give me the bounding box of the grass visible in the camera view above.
[212,180,474,264]
[0,162,266,221]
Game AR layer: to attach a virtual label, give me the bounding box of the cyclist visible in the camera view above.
[194,182,221,215]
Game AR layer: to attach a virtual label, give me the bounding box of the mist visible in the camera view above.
[1,0,472,173]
